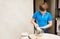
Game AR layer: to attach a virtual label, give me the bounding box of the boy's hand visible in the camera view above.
[34,24,39,28]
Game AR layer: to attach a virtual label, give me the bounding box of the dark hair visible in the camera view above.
[39,2,48,11]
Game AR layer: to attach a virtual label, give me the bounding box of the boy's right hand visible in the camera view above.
[34,24,39,28]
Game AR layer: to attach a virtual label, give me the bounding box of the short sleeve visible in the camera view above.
[32,11,38,19]
[48,13,52,21]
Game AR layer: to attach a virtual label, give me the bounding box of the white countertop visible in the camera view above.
[29,33,60,39]
[40,33,60,39]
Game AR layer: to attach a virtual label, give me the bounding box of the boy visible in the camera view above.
[31,2,52,33]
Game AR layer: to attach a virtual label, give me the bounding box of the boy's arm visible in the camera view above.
[31,18,38,28]
[40,21,52,29]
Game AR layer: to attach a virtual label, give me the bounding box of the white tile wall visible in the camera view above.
[0,0,34,39]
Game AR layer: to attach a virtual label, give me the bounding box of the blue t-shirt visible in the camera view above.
[32,11,52,27]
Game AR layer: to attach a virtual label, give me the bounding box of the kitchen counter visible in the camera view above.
[40,33,60,39]
[29,33,60,39]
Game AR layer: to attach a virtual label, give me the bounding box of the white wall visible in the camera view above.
[0,0,34,39]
